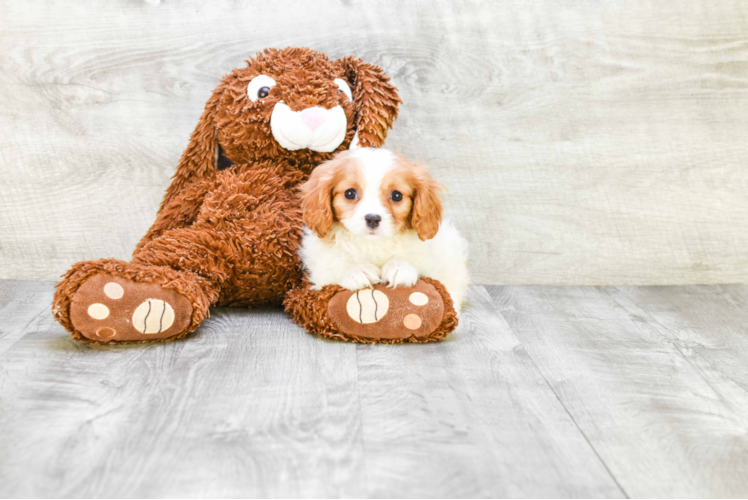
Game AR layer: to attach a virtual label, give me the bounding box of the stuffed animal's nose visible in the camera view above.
[300,107,327,131]
[365,214,381,229]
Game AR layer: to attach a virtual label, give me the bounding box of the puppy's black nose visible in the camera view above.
[365,214,381,229]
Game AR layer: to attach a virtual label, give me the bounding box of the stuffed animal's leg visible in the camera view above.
[284,277,459,344]
[54,224,231,344]
[53,258,218,344]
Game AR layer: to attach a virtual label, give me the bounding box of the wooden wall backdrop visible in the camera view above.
[1,0,748,285]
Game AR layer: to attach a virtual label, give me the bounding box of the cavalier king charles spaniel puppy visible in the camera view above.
[299,148,468,311]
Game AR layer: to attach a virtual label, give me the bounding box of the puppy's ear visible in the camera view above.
[411,164,445,241]
[301,157,343,238]
[337,56,402,148]
[160,90,221,209]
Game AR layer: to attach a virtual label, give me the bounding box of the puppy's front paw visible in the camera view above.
[341,264,381,290]
[381,260,419,288]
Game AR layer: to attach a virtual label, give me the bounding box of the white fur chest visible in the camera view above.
[300,225,428,288]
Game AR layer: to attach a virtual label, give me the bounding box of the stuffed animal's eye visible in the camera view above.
[391,190,403,202]
[247,75,276,102]
[334,78,352,101]
[345,188,357,200]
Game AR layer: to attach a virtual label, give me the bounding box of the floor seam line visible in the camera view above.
[353,344,370,496]
[0,303,52,358]
[604,286,748,407]
[489,285,630,499]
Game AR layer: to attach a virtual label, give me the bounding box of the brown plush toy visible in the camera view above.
[52,47,458,345]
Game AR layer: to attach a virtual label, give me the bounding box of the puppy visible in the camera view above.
[299,148,469,311]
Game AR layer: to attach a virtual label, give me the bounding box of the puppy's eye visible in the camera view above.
[390,190,403,202]
[247,74,276,102]
[344,188,357,200]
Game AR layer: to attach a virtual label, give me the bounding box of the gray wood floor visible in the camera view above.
[2,280,748,498]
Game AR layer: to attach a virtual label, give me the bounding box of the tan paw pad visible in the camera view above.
[409,292,429,306]
[132,299,175,334]
[104,282,124,299]
[403,314,422,330]
[95,327,117,340]
[87,303,110,320]
[346,289,389,324]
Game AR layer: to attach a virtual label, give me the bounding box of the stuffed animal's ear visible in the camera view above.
[300,158,339,238]
[160,91,221,209]
[410,165,445,241]
[338,56,402,148]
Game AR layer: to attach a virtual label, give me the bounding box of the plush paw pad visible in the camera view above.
[328,279,444,341]
[132,299,175,334]
[346,289,390,323]
[69,274,193,343]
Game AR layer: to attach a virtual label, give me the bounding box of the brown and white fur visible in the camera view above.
[300,148,468,311]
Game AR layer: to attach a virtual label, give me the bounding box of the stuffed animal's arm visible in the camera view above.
[134,176,217,253]
[135,160,302,254]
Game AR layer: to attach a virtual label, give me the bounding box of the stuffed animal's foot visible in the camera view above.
[285,277,458,343]
[69,274,193,343]
[54,259,216,344]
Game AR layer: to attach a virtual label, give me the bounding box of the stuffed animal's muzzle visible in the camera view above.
[270,103,349,153]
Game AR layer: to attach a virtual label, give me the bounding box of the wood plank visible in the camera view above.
[2,1,748,284]
[0,282,364,497]
[355,285,624,497]
[490,285,748,497]
[0,279,55,356]
[609,284,748,415]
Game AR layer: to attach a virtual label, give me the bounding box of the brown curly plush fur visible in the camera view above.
[52,47,458,344]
